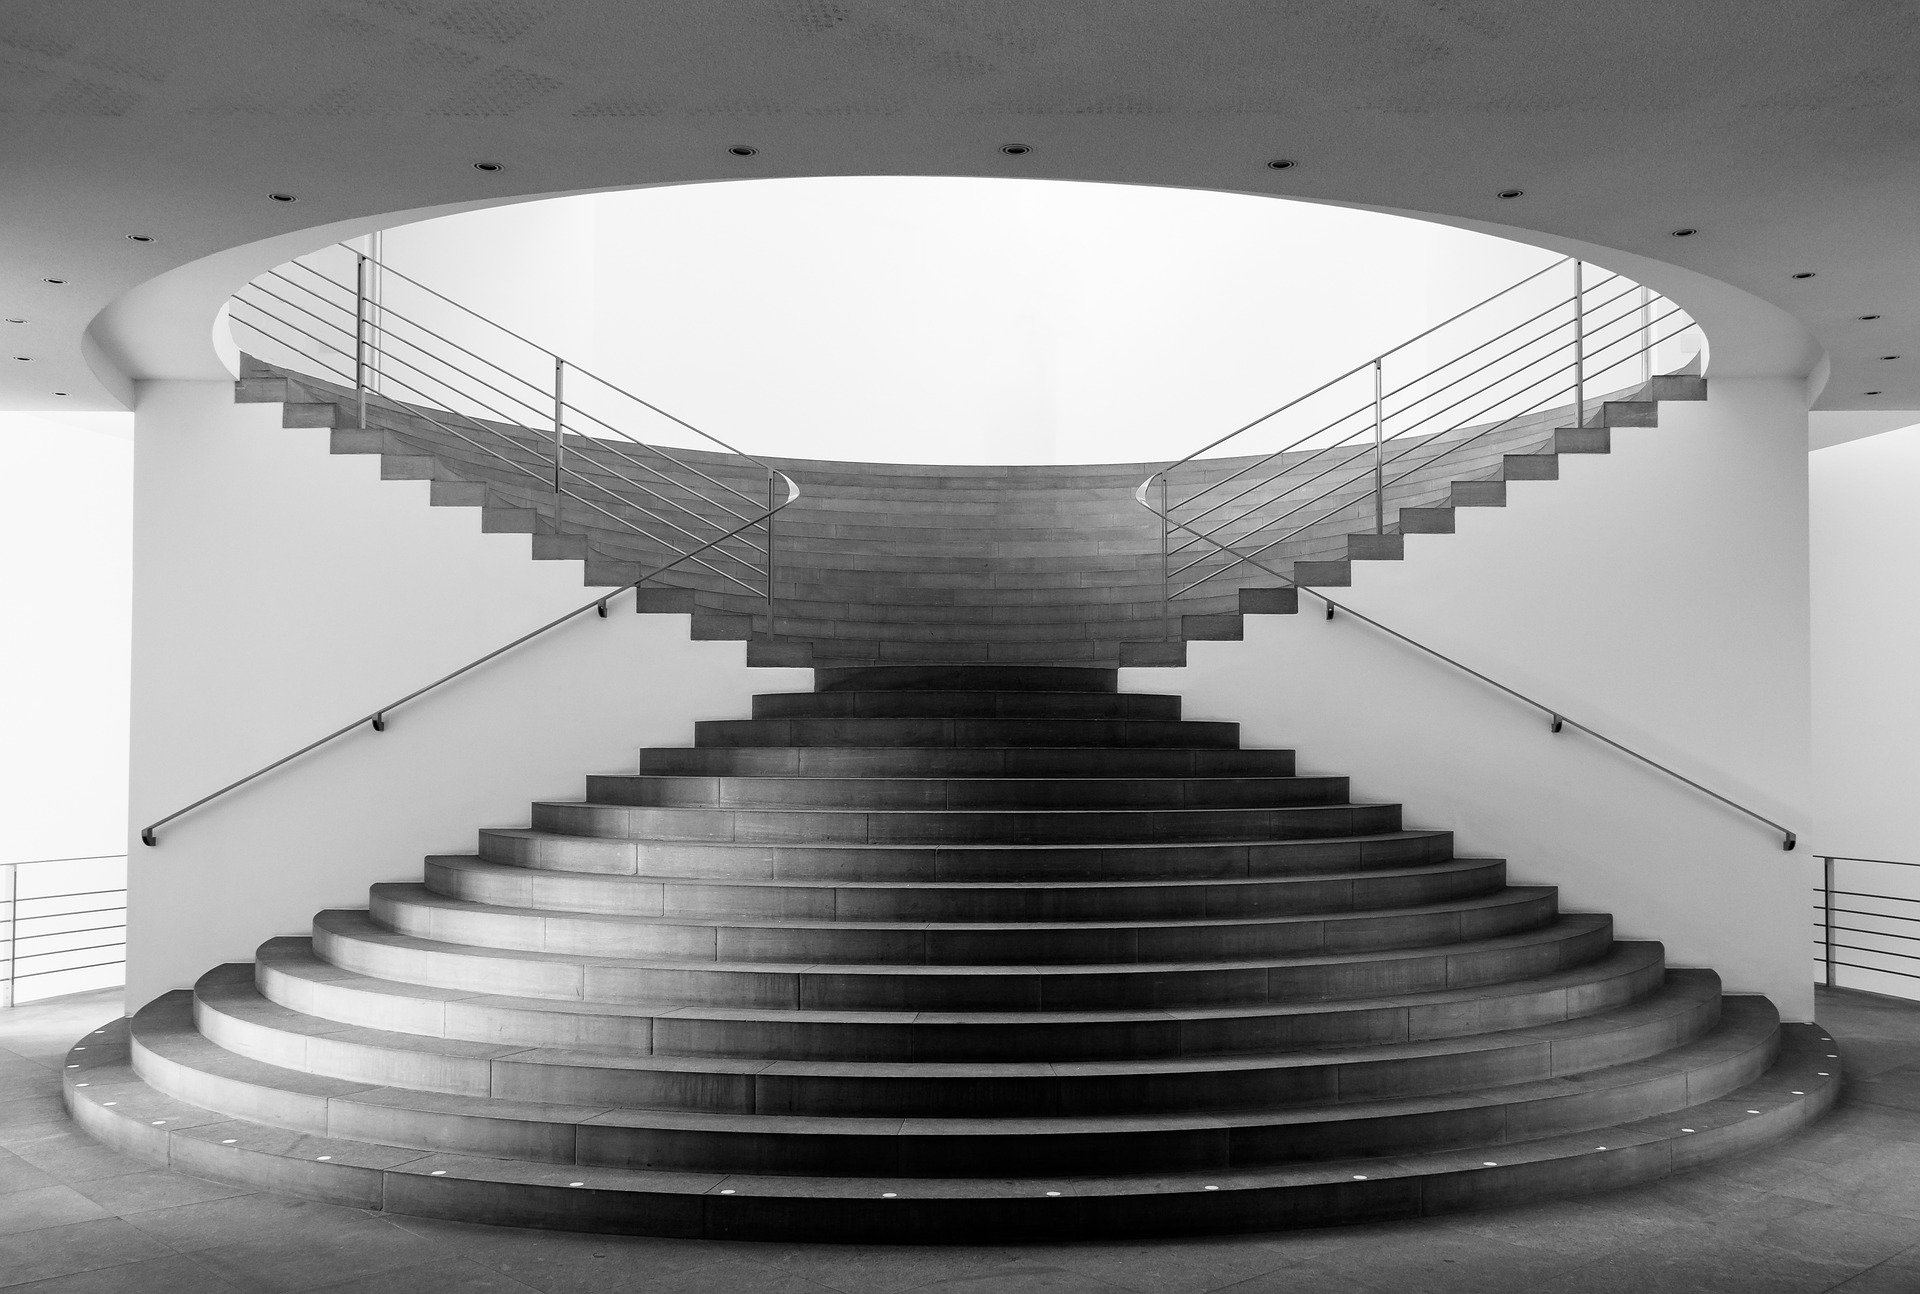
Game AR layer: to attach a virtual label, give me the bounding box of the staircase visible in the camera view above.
[233,358,1705,669]
[70,662,1837,1241]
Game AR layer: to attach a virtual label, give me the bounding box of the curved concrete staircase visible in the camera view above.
[71,663,1838,1241]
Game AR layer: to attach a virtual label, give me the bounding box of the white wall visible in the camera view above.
[1140,378,1817,1020]
[0,412,132,868]
[1812,426,1920,998]
[125,380,805,1009]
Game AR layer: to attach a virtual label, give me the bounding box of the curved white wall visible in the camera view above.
[373,179,1587,465]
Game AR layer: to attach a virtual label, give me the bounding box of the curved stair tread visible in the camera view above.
[370,879,1554,936]
[76,1012,1840,1239]
[312,907,1612,983]
[256,935,1668,1044]
[188,966,1724,1094]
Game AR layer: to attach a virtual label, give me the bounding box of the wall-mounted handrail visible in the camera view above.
[140,472,798,848]
[1140,497,1794,850]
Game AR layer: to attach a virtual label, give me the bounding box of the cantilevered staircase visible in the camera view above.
[70,251,1836,1240]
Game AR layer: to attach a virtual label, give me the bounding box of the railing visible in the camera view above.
[2,855,127,1007]
[1133,260,1797,853]
[142,244,800,847]
[228,242,797,634]
[1818,855,1920,997]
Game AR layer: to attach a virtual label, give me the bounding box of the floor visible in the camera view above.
[0,990,1916,1293]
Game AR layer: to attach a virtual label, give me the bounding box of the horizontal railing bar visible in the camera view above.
[1823,855,1920,869]
[15,889,126,904]
[12,958,126,981]
[11,921,127,942]
[141,472,799,846]
[0,855,126,868]
[1817,889,1920,906]
[14,905,127,923]
[1822,918,1920,941]
[1825,940,1920,965]
[12,939,126,961]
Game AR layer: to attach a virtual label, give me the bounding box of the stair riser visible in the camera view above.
[189,988,1718,1120]
[473,832,1457,882]
[421,858,1509,922]
[260,942,1662,1064]
[634,747,1299,778]
[693,719,1240,749]
[813,666,1116,693]
[312,917,1614,1011]
[367,889,1558,966]
[581,774,1351,812]
[750,693,1181,720]
[528,802,1402,845]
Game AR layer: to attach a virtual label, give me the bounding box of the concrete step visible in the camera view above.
[580,772,1351,812]
[692,716,1241,749]
[635,743,1301,778]
[308,908,1615,1012]
[749,690,1180,720]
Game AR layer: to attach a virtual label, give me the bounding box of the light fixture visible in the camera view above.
[12,355,29,361]
[1867,390,1884,395]
[52,391,68,397]
[727,145,757,157]
[268,192,297,203]
[42,277,65,284]
[1791,271,1814,279]
[1861,314,1883,320]
[127,234,155,243]
[472,161,504,172]
[1267,158,1295,170]
[3,318,22,324]
[1497,189,1523,199]
[1671,228,1697,237]
[1882,355,1902,361]
[1001,144,1031,156]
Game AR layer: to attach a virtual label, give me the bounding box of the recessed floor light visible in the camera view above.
[472,161,504,172]
[431,1169,447,1176]
[1497,189,1523,199]
[1044,1191,1060,1197]
[1267,158,1296,170]
[1001,144,1031,156]
[268,193,297,203]
[1792,271,1815,279]
[221,1138,236,1144]
[727,146,757,157]
[1204,1185,1219,1191]
[1671,228,1697,237]
[127,234,155,243]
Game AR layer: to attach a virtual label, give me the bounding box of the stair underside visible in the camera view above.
[71,663,1835,1241]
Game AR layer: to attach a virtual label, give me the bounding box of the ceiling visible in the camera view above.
[4,0,1919,413]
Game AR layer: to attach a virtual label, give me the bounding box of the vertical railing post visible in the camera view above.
[2,863,14,1010]
[765,471,778,637]
[1159,473,1172,640]
[1371,359,1386,535]
[550,358,566,529]
[1639,285,1653,389]
[1573,260,1586,428]
[353,253,369,431]
[1824,855,1837,988]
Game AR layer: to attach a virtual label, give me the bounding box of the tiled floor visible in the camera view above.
[1,987,1916,1292]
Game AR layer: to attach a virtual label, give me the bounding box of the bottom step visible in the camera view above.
[64,1016,1840,1243]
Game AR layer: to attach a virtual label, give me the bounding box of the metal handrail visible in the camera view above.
[1818,854,1920,992]
[140,470,797,847]
[1,861,127,1005]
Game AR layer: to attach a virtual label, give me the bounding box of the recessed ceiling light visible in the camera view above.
[52,391,68,397]
[1001,144,1031,156]
[1497,189,1523,199]
[3,318,22,324]
[1861,314,1883,320]
[12,355,30,361]
[472,161,504,172]
[42,277,64,284]
[1882,354,1901,361]
[268,192,297,203]
[127,234,155,243]
[1791,271,1814,279]
[727,145,757,157]
[1867,390,1883,395]
[1671,228,1697,237]
[1267,158,1296,170]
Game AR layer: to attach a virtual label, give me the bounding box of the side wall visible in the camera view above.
[126,380,805,1009]
[1136,377,1816,1020]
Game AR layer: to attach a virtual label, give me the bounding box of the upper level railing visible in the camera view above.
[142,245,800,847]
[229,243,797,631]
[1131,261,1796,852]
[1,855,127,1007]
